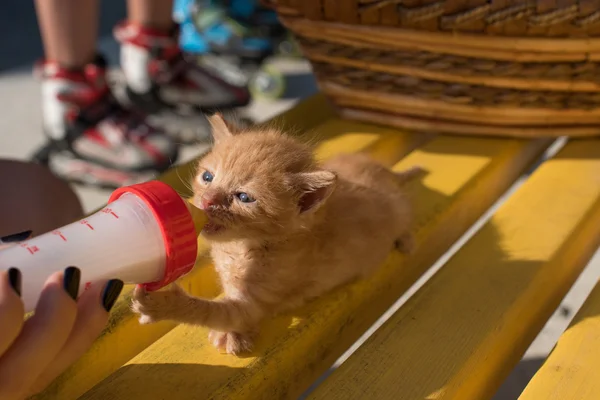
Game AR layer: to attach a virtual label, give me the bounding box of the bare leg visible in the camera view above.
[34,0,99,68]
[127,0,174,30]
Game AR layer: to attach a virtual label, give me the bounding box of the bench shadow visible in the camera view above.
[290,139,556,399]
[316,209,544,399]
[504,245,600,399]
[492,358,545,400]
[82,363,241,399]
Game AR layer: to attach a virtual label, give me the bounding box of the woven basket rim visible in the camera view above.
[274,1,600,39]
[340,108,600,138]
[281,16,600,54]
[302,46,600,93]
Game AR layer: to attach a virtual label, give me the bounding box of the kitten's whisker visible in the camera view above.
[245,219,286,230]
[175,165,197,195]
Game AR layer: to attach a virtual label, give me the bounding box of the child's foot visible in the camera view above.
[32,55,178,188]
[114,21,252,144]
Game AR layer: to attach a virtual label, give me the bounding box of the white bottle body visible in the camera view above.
[0,193,166,312]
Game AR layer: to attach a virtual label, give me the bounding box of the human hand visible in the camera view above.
[0,231,124,399]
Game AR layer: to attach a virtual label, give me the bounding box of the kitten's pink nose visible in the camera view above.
[201,197,217,210]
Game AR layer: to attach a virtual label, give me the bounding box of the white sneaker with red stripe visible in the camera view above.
[114,21,252,144]
[32,55,178,188]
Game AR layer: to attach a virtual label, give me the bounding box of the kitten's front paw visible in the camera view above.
[131,284,186,325]
[208,330,254,355]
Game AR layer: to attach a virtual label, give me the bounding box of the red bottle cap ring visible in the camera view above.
[109,181,198,291]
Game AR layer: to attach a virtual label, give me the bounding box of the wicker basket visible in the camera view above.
[267,0,600,137]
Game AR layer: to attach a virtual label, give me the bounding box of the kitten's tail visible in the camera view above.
[394,166,425,185]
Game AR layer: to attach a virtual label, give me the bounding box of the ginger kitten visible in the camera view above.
[132,114,419,355]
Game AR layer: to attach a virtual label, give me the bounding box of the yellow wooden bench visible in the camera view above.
[33,94,600,400]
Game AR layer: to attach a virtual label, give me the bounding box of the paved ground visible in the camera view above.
[1,2,598,398]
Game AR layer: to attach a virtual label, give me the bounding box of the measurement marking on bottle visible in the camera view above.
[102,208,119,219]
[52,230,67,241]
[20,243,40,255]
[80,220,94,230]
[84,282,92,291]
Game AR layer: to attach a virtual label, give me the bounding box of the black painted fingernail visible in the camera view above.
[1,230,32,243]
[8,268,21,296]
[63,267,81,300]
[102,279,124,312]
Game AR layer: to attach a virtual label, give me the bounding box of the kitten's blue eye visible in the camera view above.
[236,192,255,203]
[202,171,213,183]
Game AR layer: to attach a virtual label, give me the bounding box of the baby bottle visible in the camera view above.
[0,180,206,312]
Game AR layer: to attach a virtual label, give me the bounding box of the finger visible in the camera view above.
[0,267,80,398]
[0,230,33,250]
[29,279,124,395]
[0,268,24,355]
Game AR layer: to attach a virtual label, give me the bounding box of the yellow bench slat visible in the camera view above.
[35,98,428,400]
[519,268,600,398]
[81,135,549,400]
[308,140,600,400]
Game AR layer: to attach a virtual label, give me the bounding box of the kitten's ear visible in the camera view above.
[293,170,337,213]
[207,113,233,144]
